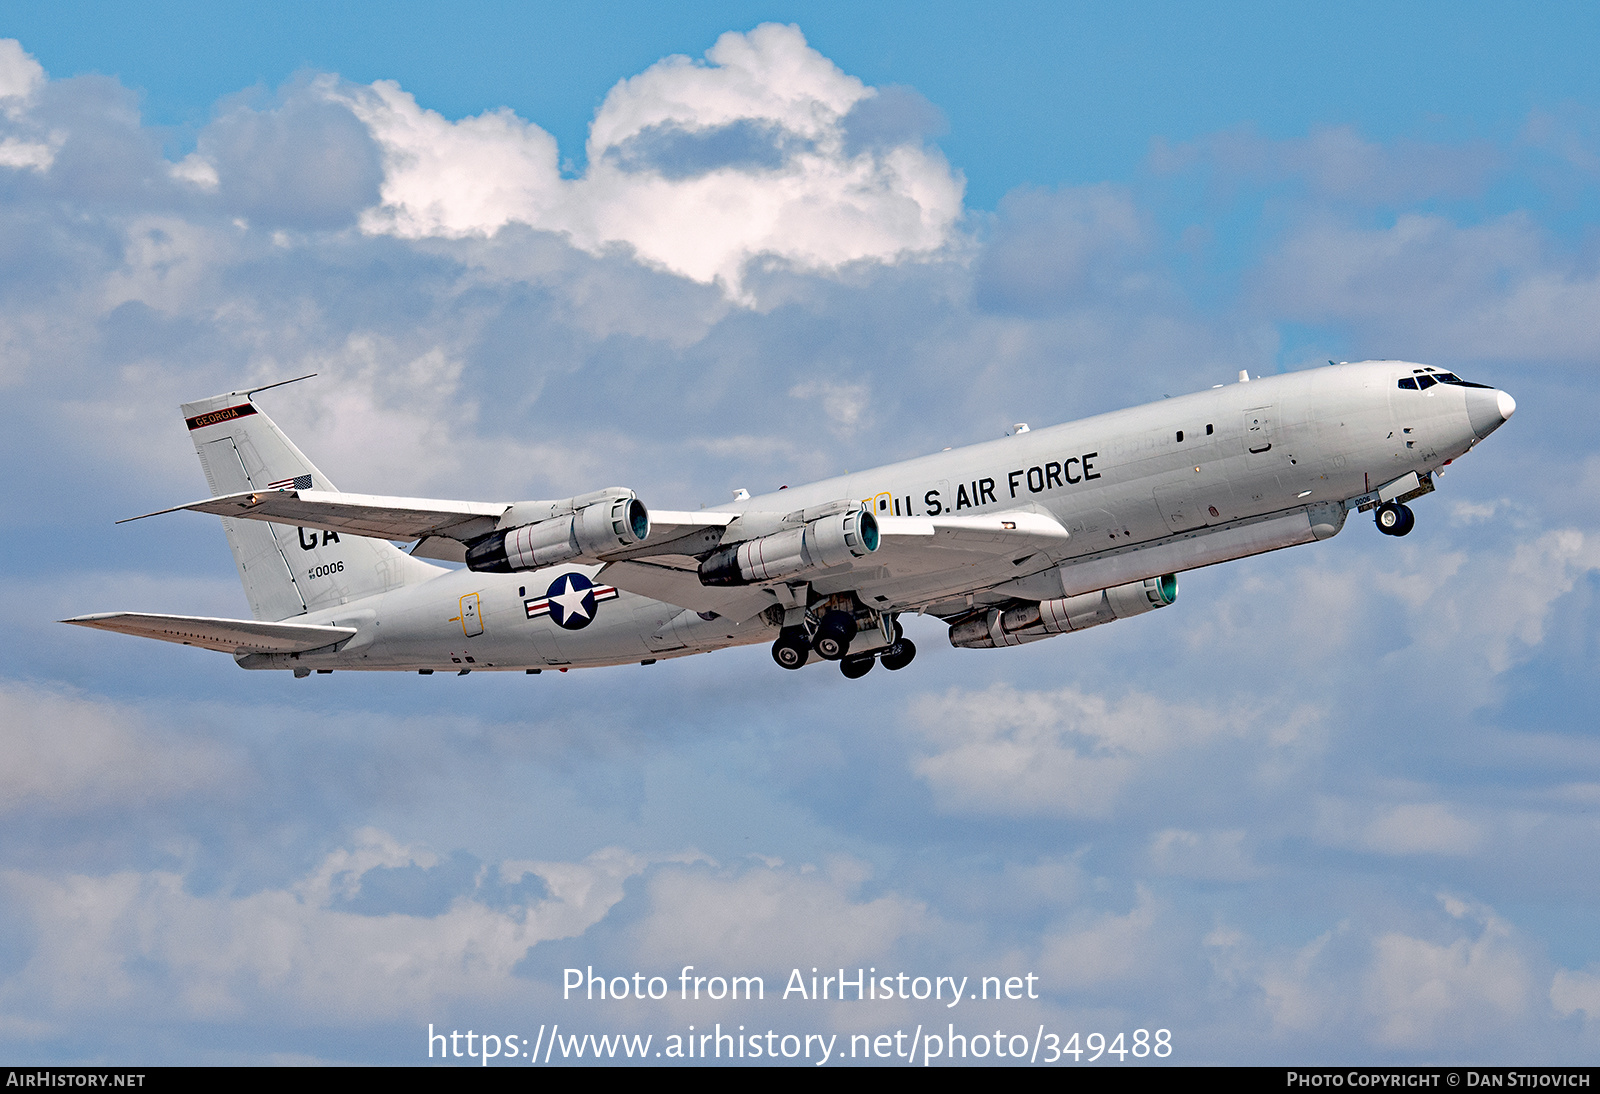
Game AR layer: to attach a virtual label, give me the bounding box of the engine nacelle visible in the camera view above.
[949,574,1176,649]
[465,490,649,573]
[698,507,879,587]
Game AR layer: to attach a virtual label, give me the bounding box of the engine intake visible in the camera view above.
[949,574,1176,649]
[699,507,879,587]
[466,490,649,573]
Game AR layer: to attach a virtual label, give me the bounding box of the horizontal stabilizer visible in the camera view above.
[61,612,357,654]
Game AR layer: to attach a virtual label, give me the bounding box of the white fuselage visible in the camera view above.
[239,361,1502,672]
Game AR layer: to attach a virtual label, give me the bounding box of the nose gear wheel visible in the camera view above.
[1375,502,1414,537]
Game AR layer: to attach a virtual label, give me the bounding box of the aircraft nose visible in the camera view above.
[1466,387,1516,440]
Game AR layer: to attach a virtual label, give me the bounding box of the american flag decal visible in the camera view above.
[267,475,312,491]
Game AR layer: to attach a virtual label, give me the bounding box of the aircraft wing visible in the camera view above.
[601,510,1071,619]
[61,612,356,654]
[121,489,509,542]
[121,491,739,561]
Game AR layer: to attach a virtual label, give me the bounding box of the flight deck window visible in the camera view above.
[1416,375,1437,390]
[1435,372,1492,388]
[1397,377,1418,389]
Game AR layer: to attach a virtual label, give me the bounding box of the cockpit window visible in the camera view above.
[1433,371,1493,388]
[1416,374,1437,389]
[1397,377,1418,389]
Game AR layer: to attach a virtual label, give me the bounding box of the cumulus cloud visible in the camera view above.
[974,184,1153,316]
[1373,528,1600,681]
[1254,212,1600,363]
[0,683,233,812]
[0,831,652,1025]
[189,78,384,228]
[1364,896,1535,1049]
[1037,886,1167,989]
[627,858,925,971]
[903,683,1276,818]
[1148,828,1261,880]
[333,24,964,296]
[0,40,58,171]
[1551,966,1600,1022]
[1315,799,1484,857]
[0,39,45,114]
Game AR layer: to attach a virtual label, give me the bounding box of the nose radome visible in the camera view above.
[1467,387,1515,440]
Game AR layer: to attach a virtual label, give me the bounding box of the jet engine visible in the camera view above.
[466,489,649,573]
[949,574,1177,649]
[699,506,879,587]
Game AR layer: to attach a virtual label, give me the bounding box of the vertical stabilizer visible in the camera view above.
[182,387,441,621]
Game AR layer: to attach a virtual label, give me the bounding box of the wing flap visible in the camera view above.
[61,612,357,654]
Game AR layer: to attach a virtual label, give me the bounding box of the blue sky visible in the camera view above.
[2,2,1599,1066]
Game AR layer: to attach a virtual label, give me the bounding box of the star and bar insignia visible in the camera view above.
[524,572,618,630]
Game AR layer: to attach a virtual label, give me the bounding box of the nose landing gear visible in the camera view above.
[1375,501,1415,537]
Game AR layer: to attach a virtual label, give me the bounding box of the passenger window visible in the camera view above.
[1416,375,1436,390]
[1205,424,1213,435]
[1397,378,1418,389]
[1176,430,1184,442]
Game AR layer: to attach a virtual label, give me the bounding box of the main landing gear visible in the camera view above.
[1375,501,1415,537]
[769,614,918,676]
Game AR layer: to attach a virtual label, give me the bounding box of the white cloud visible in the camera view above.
[168,152,220,190]
[1149,828,1261,880]
[1381,528,1600,678]
[1551,967,1600,1021]
[904,683,1262,818]
[788,378,870,432]
[1364,896,1534,1049]
[333,24,964,298]
[627,857,925,971]
[1037,886,1165,989]
[0,832,652,1025]
[0,135,56,172]
[0,683,233,812]
[1312,796,1485,857]
[1256,212,1600,363]
[0,39,45,116]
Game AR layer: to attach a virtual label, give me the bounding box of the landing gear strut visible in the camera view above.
[1375,501,1415,537]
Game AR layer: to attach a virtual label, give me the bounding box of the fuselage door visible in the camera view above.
[1243,406,1275,455]
[456,593,484,637]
